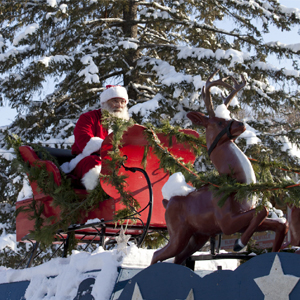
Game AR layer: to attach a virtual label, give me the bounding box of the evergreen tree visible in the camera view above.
[0,0,300,267]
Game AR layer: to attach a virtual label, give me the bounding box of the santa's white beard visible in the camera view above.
[101,102,130,120]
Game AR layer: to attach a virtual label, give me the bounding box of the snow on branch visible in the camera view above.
[177,46,251,68]
[39,55,74,67]
[13,23,39,46]
[278,3,300,19]
[250,61,299,79]
[265,41,300,54]
[78,54,100,84]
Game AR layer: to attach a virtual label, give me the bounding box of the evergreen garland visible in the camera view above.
[142,122,300,209]
[8,115,300,252]
[100,111,140,220]
[7,134,109,251]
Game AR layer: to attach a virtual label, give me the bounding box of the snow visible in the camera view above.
[47,0,57,7]
[162,172,196,200]
[39,55,74,67]
[17,177,33,202]
[239,123,261,146]
[177,46,250,68]
[129,95,160,118]
[59,4,68,13]
[215,104,231,120]
[118,41,138,50]
[279,136,300,159]
[13,24,39,46]
[78,55,100,84]
[0,1,300,297]
[0,244,239,299]
[0,231,17,252]
[145,58,194,86]
[0,148,15,161]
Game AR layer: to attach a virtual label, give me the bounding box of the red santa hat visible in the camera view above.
[100,85,129,105]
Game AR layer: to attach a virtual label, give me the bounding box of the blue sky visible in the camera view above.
[0,0,299,126]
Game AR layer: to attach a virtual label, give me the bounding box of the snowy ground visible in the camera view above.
[0,244,239,300]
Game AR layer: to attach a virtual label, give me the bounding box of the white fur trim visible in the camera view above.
[81,165,102,190]
[82,137,103,156]
[100,86,128,104]
[60,137,103,174]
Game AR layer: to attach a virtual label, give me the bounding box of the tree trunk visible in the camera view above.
[122,0,139,100]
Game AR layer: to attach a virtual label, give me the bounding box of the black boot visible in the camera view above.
[233,239,244,252]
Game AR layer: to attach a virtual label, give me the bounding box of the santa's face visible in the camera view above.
[101,97,129,120]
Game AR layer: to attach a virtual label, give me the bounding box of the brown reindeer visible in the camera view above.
[151,70,288,265]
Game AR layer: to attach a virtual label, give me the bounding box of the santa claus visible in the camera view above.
[61,85,129,190]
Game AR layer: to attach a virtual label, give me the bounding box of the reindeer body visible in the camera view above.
[151,72,288,265]
[206,116,256,185]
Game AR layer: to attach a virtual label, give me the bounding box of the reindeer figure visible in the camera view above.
[151,70,288,265]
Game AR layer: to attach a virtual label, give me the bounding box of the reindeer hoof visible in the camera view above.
[233,239,245,252]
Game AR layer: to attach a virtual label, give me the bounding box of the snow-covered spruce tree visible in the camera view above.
[0,0,300,266]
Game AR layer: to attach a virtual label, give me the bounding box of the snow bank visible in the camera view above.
[0,244,239,299]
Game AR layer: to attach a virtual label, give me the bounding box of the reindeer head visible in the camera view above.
[187,70,246,156]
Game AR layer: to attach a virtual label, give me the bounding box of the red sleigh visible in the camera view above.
[16,124,199,266]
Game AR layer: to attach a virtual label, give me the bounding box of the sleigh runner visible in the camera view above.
[16,124,199,265]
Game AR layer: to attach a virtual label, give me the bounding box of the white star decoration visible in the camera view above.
[131,283,143,300]
[254,255,299,300]
[130,283,194,300]
[115,225,131,254]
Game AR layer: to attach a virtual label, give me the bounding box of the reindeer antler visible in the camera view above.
[202,70,247,115]
[202,70,234,117]
[223,74,246,107]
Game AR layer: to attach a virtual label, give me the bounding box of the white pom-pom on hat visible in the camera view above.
[100,85,129,105]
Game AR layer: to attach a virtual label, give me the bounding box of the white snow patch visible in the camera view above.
[0,245,238,290]
[118,41,138,50]
[279,136,300,159]
[78,55,100,84]
[162,172,195,200]
[239,123,261,145]
[17,177,33,201]
[0,231,17,253]
[85,218,101,225]
[13,24,39,46]
[59,4,68,13]
[0,148,15,161]
[129,96,160,117]
[39,55,74,67]
[47,0,57,7]
[215,104,231,120]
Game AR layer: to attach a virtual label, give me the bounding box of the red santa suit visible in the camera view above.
[61,85,129,190]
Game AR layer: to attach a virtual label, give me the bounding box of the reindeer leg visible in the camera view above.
[255,218,289,252]
[218,206,268,251]
[174,233,209,265]
[151,228,192,265]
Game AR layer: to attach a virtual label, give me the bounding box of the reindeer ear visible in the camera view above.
[187,112,209,127]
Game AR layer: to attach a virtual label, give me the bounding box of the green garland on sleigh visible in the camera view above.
[8,113,300,252]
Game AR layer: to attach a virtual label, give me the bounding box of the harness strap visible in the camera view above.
[207,120,235,157]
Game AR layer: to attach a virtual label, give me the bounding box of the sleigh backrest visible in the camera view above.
[19,145,62,197]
